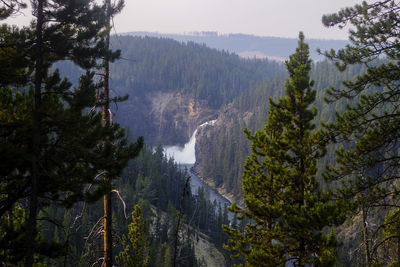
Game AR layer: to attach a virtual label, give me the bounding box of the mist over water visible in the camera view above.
[164,120,216,164]
[165,119,232,220]
[164,130,197,164]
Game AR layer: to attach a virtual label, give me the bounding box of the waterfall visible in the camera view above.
[164,120,216,164]
[164,119,232,218]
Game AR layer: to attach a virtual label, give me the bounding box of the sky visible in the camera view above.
[6,0,366,40]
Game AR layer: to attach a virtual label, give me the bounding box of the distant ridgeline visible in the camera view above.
[55,34,368,200]
[110,35,284,107]
[50,30,392,266]
[122,31,348,61]
[56,35,286,146]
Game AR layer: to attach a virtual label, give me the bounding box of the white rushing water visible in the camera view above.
[164,119,232,220]
[164,120,216,164]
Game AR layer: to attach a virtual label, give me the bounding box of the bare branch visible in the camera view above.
[111,189,127,219]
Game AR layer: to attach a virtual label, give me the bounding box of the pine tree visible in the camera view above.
[24,1,111,264]
[321,1,400,264]
[115,205,150,267]
[382,209,400,265]
[0,206,45,266]
[0,24,30,87]
[0,0,142,265]
[224,33,344,267]
[100,0,127,265]
[0,0,26,19]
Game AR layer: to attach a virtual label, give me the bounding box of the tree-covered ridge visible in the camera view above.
[111,35,285,109]
[56,35,286,146]
[123,31,348,61]
[223,32,344,267]
[34,144,230,266]
[321,1,400,265]
[59,35,285,108]
[4,0,400,265]
[195,60,367,198]
[0,1,145,265]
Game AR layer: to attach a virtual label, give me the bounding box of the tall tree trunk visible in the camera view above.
[362,205,371,267]
[26,0,44,265]
[103,0,112,266]
[298,127,305,267]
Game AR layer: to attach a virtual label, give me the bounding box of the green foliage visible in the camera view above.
[0,205,63,266]
[0,206,32,265]
[0,0,26,20]
[322,1,400,265]
[380,209,400,265]
[110,36,283,109]
[41,145,202,266]
[195,59,366,199]
[224,33,345,267]
[116,205,150,267]
[0,24,31,86]
[383,210,400,242]
[0,72,142,210]
[0,0,142,264]
[55,36,285,146]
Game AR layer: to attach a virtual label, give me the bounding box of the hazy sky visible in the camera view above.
[7,0,366,40]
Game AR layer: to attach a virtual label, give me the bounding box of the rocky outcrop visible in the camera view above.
[194,103,253,202]
[115,90,216,146]
[194,231,226,267]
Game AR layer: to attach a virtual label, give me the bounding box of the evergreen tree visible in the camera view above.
[100,0,126,265]
[0,206,47,266]
[25,1,109,264]
[116,205,150,267]
[0,0,26,19]
[224,33,344,267]
[322,1,400,265]
[0,23,31,87]
[381,209,400,265]
[0,0,142,264]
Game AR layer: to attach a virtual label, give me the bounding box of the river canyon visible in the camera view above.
[164,120,232,212]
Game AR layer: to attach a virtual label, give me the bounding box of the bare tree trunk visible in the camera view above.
[103,0,112,266]
[26,0,43,265]
[103,187,112,266]
[298,136,305,267]
[362,205,371,267]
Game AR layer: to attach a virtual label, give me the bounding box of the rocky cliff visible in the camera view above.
[115,90,216,146]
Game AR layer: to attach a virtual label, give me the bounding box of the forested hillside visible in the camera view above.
[195,60,368,198]
[54,34,374,205]
[123,31,348,61]
[55,30,372,237]
[38,30,391,266]
[58,36,285,146]
[112,36,284,145]
[4,0,400,265]
[37,145,233,266]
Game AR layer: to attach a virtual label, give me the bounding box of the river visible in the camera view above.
[164,120,232,210]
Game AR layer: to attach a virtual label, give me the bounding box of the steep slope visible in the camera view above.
[56,35,285,146]
[194,231,226,267]
[195,61,367,200]
[109,35,285,145]
[55,36,362,200]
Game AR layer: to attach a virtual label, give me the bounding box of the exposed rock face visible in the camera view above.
[194,231,226,267]
[115,90,216,146]
[194,103,253,202]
